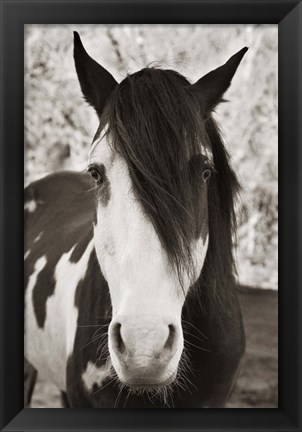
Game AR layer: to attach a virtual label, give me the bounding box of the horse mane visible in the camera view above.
[195,117,240,318]
[103,67,240,315]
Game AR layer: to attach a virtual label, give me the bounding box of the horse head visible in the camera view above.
[73,32,247,390]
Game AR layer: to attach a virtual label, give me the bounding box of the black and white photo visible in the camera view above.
[24,24,278,409]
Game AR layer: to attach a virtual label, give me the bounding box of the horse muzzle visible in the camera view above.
[108,316,183,387]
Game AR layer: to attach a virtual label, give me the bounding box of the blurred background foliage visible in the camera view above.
[25,24,278,290]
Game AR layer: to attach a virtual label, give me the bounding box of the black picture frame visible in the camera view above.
[0,0,301,431]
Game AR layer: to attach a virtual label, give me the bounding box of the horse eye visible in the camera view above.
[201,168,212,183]
[89,168,103,185]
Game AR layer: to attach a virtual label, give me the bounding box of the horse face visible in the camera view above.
[88,134,209,387]
[74,32,247,388]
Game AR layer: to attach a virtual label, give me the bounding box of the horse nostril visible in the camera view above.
[164,324,176,350]
[112,322,126,354]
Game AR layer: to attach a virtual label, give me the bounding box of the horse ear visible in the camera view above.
[73,31,117,116]
[191,47,248,115]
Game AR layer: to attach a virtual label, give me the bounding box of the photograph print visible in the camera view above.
[24,24,278,408]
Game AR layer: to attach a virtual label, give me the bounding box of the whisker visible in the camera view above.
[96,338,109,364]
[182,373,198,393]
[77,324,109,328]
[182,320,208,339]
[92,377,115,395]
[91,326,108,340]
[80,325,109,351]
[183,328,206,345]
[80,334,105,351]
[123,388,132,408]
[184,339,211,352]
[97,346,109,360]
[114,384,124,408]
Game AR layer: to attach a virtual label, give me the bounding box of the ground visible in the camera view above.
[30,288,278,408]
[227,288,278,408]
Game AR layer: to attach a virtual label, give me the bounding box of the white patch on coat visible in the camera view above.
[24,240,94,391]
[82,359,113,392]
[24,200,37,213]
[24,250,31,260]
[34,232,43,243]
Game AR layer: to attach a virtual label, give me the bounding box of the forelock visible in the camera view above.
[101,67,212,284]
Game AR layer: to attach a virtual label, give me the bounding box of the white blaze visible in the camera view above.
[88,131,210,384]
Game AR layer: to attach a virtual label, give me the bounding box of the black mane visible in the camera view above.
[103,67,240,314]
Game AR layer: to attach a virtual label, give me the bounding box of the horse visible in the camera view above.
[24,32,247,408]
